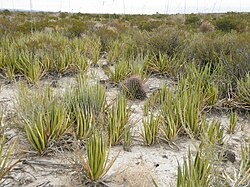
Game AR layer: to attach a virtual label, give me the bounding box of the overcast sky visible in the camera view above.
[1,0,250,14]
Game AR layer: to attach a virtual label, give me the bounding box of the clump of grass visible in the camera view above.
[160,85,180,142]
[236,73,250,106]
[143,89,161,115]
[103,59,131,84]
[145,52,170,74]
[107,40,123,64]
[79,133,118,182]
[176,79,203,136]
[142,114,160,146]
[17,50,44,84]
[121,76,147,100]
[204,83,219,106]
[107,96,130,146]
[201,120,224,146]
[0,135,19,180]
[228,111,238,134]
[24,100,70,154]
[177,148,212,187]
[124,126,132,147]
[64,75,106,140]
[64,75,106,117]
[82,35,101,66]
[74,108,95,140]
[17,85,70,154]
[222,141,250,186]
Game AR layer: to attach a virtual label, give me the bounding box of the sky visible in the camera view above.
[0,0,250,15]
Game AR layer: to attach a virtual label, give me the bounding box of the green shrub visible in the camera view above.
[215,15,245,32]
[185,14,201,28]
[94,26,118,50]
[147,28,186,57]
[139,20,164,31]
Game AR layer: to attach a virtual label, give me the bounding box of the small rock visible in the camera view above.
[219,150,236,163]
[162,155,168,159]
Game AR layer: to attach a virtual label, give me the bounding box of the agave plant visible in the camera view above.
[74,107,95,140]
[79,133,118,182]
[177,149,212,187]
[237,73,250,106]
[228,111,238,134]
[24,101,70,154]
[0,135,19,180]
[201,120,224,146]
[142,114,160,145]
[107,96,130,145]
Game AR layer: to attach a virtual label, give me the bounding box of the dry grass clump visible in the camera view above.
[121,76,147,100]
[199,21,215,33]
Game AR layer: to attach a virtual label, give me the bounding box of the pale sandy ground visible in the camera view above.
[0,66,249,187]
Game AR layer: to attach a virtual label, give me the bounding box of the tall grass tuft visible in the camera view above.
[24,100,70,154]
[177,149,212,187]
[0,135,18,180]
[17,85,70,154]
[65,75,106,117]
[107,96,130,146]
[228,111,238,134]
[142,114,160,145]
[201,120,224,146]
[79,133,118,182]
[237,73,250,106]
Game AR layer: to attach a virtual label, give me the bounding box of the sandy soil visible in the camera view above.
[0,66,249,187]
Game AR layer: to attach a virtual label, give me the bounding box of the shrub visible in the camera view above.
[185,14,201,27]
[147,28,186,57]
[139,20,164,31]
[94,26,118,50]
[215,15,245,32]
[67,21,88,38]
[199,21,215,33]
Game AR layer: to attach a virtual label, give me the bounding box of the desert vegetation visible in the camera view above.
[0,10,249,186]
